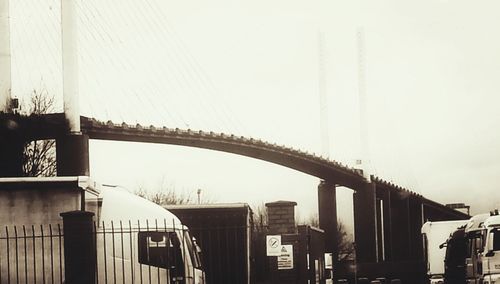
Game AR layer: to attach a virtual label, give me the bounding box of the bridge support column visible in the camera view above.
[56,134,89,176]
[0,134,24,177]
[353,182,378,263]
[318,180,338,263]
[408,196,424,261]
[389,192,410,261]
[377,187,392,261]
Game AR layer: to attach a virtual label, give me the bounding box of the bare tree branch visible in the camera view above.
[134,178,213,206]
[22,89,57,177]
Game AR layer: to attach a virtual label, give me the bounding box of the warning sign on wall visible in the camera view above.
[277,245,294,270]
[266,235,282,256]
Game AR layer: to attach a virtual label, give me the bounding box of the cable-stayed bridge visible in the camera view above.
[0,0,470,282]
[0,111,468,282]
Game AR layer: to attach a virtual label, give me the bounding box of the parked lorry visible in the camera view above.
[421,220,469,283]
[0,177,205,284]
[478,212,500,283]
[442,213,492,284]
[443,226,467,284]
[464,213,490,284]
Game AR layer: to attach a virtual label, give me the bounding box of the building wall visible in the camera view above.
[0,186,82,226]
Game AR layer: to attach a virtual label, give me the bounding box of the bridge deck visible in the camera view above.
[0,112,469,219]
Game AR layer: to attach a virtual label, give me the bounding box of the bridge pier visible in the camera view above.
[408,195,424,261]
[377,187,392,261]
[0,134,24,177]
[389,191,411,261]
[318,180,338,263]
[353,182,378,263]
[56,134,89,176]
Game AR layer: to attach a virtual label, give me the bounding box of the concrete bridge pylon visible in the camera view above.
[318,180,338,263]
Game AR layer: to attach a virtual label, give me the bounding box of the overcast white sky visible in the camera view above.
[8,0,500,228]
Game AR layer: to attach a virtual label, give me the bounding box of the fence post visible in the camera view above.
[60,210,96,284]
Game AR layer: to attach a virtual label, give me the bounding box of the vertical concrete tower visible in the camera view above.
[57,0,89,176]
[0,0,11,112]
[61,0,80,133]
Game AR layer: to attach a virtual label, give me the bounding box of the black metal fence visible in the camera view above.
[0,221,195,284]
[0,225,64,284]
[0,220,250,284]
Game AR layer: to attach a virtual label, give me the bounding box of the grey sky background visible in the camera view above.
[8,0,500,228]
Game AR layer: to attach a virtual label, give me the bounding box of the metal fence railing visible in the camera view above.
[94,220,198,284]
[0,220,218,284]
[0,220,253,284]
[0,224,64,284]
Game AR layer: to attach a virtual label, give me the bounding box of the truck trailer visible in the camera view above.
[165,203,253,284]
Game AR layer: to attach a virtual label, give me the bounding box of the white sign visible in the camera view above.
[266,235,282,256]
[324,252,333,269]
[277,245,294,270]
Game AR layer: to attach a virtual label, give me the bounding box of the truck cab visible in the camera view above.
[96,184,205,284]
[464,213,490,284]
[442,213,500,284]
[421,220,469,284]
[480,214,500,284]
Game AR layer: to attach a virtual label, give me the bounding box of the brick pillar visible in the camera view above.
[60,210,96,284]
[266,201,297,234]
[56,134,89,176]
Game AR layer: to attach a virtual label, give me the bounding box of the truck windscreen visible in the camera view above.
[493,229,500,251]
[138,231,184,270]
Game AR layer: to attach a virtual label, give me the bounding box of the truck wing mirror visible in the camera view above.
[485,250,495,257]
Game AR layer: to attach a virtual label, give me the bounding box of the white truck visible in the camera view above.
[479,213,500,283]
[464,213,490,284]
[421,220,469,284]
[0,176,205,284]
[442,213,492,284]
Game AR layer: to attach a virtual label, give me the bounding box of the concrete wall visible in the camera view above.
[0,177,99,226]
[0,186,81,226]
[0,177,99,283]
